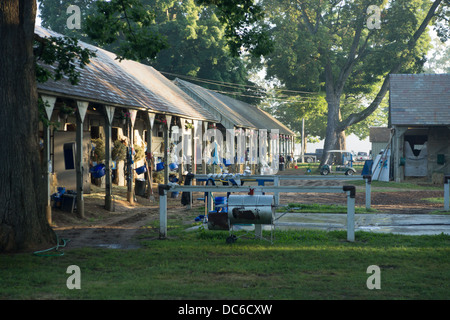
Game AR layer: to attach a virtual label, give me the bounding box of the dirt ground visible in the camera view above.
[51,175,445,250]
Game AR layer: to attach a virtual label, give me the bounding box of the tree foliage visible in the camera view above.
[34,34,94,85]
[253,0,446,162]
[38,0,268,104]
[84,0,169,61]
[196,0,273,56]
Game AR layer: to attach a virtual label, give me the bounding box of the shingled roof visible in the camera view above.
[369,127,391,142]
[390,74,450,126]
[174,78,295,136]
[35,26,218,122]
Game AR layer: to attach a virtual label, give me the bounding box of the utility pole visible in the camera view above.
[301,118,305,163]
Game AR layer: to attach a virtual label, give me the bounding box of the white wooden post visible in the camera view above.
[344,186,356,242]
[76,101,89,219]
[104,106,115,211]
[444,176,450,211]
[365,175,371,210]
[127,110,137,204]
[159,186,168,239]
[274,175,280,206]
[179,118,185,182]
[41,95,56,224]
[164,114,172,185]
[202,121,207,174]
[147,113,155,198]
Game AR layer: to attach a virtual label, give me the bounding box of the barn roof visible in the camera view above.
[174,78,295,136]
[390,74,450,126]
[35,26,218,122]
[369,127,391,143]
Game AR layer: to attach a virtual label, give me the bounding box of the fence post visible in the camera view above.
[445,176,450,212]
[274,176,280,206]
[159,185,171,239]
[343,186,356,242]
[363,175,372,210]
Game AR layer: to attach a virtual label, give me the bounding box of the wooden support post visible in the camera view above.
[393,127,407,182]
[344,186,356,242]
[202,121,207,174]
[445,176,450,211]
[146,113,155,199]
[192,120,197,175]
[41,95,56,224]
[127,110,137,204]
[273,175,280,206]
[179,118,185,182]
[104,106,115,211]
[158,185,170,239]
[164,114,172,185]
[364,175,372,210]
[76,101,89,219]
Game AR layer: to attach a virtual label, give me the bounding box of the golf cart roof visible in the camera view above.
[327,150,352,153]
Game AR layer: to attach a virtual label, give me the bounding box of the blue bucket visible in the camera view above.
[215,197,227,205]
[169,163,178,171]
[222,158,231,166]
[215,196,228,213]
[156,162,164,171]
[170,191,179,198]
[90,164,105,178]
[135,165,147,175]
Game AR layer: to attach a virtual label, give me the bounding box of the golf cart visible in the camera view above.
[320,150,356,176]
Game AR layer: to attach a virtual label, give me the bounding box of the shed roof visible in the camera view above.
[369,127,391,143]
[390,74,450,126]
[174,78,295,136]
[35,26,218,122]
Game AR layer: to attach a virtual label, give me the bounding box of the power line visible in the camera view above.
[160,70,319,97]
[211,89,320,103]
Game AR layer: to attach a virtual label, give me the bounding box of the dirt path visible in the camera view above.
[278,177,444,214]
[52,190,196,250]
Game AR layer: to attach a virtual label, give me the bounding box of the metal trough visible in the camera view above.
[228,195,274,225]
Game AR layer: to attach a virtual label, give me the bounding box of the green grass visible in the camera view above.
[422,197,444,204]
[1,217,449,300]
[277,203,377,213]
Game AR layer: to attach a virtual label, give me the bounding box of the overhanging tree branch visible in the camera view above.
[335,17,365,95]
[338,0,444,131]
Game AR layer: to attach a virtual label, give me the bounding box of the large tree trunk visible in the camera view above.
[321,64,343,165]
[0,0,56,252]
[322,88,348,165]
[320,0,442,167]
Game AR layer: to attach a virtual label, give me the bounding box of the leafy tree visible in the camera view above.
[38,0,266,103]
[196,0,273,57]
[423,36,450,73]
[145,0,262,103]
[84,0,169,61]
[0,0,270,252]
[254,0,447,163]
[39,0,94,39]
[0,0,96,252]
[0,0,51,252]
[34,34,94,85]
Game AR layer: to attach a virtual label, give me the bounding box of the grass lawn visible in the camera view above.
[1,215,449,300]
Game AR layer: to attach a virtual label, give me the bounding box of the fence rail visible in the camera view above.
[158,184,357,242]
